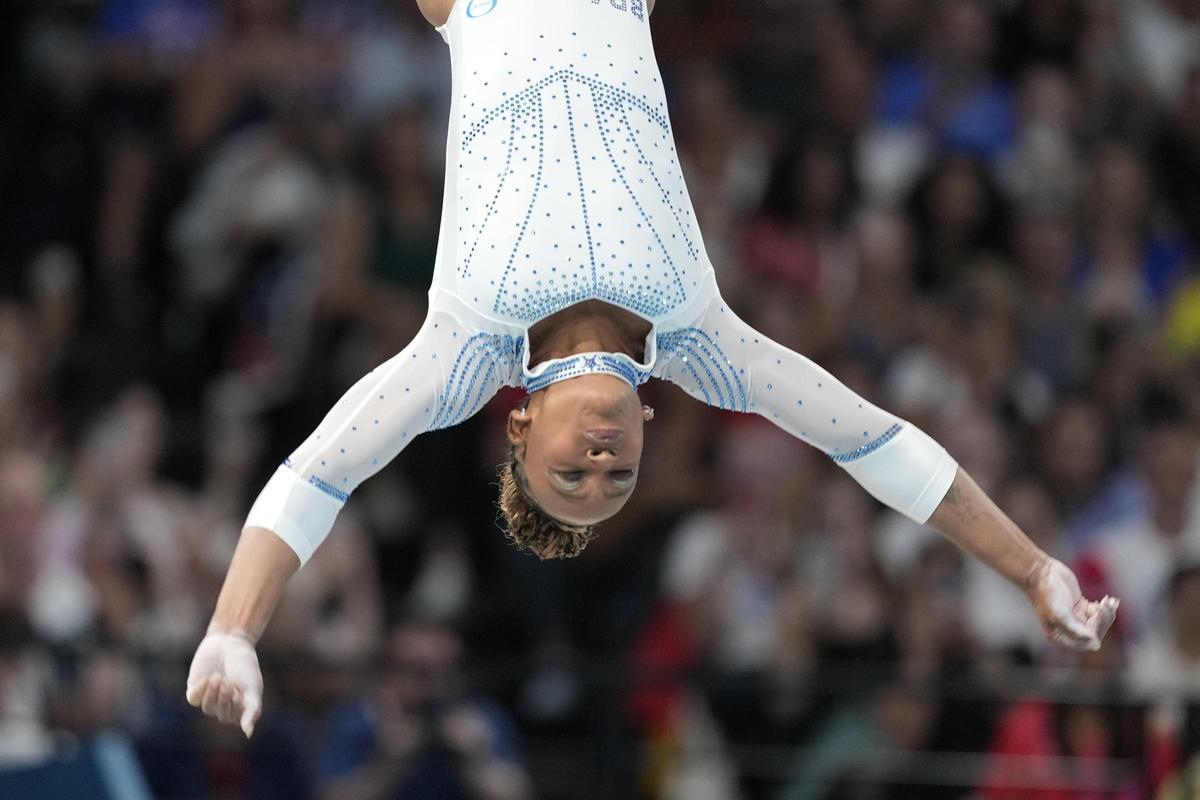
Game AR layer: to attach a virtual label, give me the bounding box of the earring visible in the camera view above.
[642,405,655,421]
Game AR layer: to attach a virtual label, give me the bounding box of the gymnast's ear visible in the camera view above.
[507,405,532,446]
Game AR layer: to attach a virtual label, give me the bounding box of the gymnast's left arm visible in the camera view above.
[655,295,1118,651]
[188,311,521,735]
[243,311,521,565]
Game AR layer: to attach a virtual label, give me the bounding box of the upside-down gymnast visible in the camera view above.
[187,0,1119,736]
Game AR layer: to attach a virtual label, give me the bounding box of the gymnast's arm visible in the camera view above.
[655,294,1118,650]
[187,310,521,734]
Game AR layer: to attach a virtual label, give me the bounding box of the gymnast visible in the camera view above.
[187,0,1119,736]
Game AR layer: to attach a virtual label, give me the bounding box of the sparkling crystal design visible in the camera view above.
[455,67,703,323]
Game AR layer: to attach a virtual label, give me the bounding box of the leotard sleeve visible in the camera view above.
[653,294,958,524]
[245,309,523,564]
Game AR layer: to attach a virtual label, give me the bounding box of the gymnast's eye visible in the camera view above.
[556,470,585,488]
[609,469,635,487]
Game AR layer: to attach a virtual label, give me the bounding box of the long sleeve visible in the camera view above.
[653,294,957,524]
[245,309,523,564]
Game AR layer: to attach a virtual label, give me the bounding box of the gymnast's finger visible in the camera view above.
[200,679,226,717]
[186,676,209,707]
[215,682,238,724]
[1087,596,1119,643]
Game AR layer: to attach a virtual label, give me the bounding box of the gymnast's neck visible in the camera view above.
[526,300,651,363]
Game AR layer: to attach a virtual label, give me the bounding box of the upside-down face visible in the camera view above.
[507,374,645,525]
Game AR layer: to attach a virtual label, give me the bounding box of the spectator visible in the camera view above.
[1122,0,1200,109]
[874,0,1017,162]
[981,619,1137,800]
[0,608,52,767]
[1131,562,1200,793]
[1079,141,1192,322]
[1084,395,1200,640]
[1154,66,1200,254]
[263,619,534,800]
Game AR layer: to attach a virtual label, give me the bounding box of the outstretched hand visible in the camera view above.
[1026,558,1119,652]
[186,630,263,738]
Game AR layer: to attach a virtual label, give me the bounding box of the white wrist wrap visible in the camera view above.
[244,465,342,566]
[837,424,958,524]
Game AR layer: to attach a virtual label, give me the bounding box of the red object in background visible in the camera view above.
[981,700,1140,800]
[207,750,247,798]
[1146,721,1182,796]
[981,701,1074,800]
[485,386,528,422]
[626,602,699,732]
[739,217,822,294]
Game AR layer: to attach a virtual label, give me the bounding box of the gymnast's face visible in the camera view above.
[507,375,645,525]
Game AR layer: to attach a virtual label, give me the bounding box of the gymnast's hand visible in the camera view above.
[186,526,299,737]
[1026,558,1119,652]
[926,470,1118,652]
[186,629,263,738]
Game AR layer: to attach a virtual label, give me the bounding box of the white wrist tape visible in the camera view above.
[244,466,343,566]
[837,424,958,524]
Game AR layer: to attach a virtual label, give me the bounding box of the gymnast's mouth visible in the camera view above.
[585,429,624,447]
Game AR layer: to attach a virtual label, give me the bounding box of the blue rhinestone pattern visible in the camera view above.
[456,66,703,324]
[591,0,645,22]
[524,352,650,393]
[429,332,524,431]
[657,328,747,412]
[309,475,350,503]
[828,423,904,463]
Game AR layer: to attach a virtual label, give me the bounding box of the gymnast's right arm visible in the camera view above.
[655,292,1118,651]
[187,310,521,735]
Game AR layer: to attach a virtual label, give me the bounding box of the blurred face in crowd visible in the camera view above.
[1180,67,1200,138]
[1172,569,1200,644]
[875,683,936,749]
[1042,399,1108,496]
[0,453,47,606]
[942,408,1008,493]
[0,451,47,537]
[387,623,462,712]
[796,138,851,223]
[232,0,291,29]
[508,376,644,526]
[377,108,430,184]
[819,40,872,134]
[1016,212,1075,289]
[1141,424,1198,504]
[1001,478,1062,551]
[0,305,37,413]
[939,0,994,67]
[955,266,1021,398]
[855,208,915,284]
[928,157,989,240]
[861,0,925,49]
[679,63,740,140]
[1021,0,1083,38]
[1020,67,1081,131]
[77,387,167,502]
[1092,143,1149,228]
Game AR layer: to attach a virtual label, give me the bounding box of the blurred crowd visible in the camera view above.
[2,0,1200,797]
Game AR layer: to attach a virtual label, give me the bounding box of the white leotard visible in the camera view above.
[248,0,958,564]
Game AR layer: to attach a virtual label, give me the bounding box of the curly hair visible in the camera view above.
[497,446,598,559]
